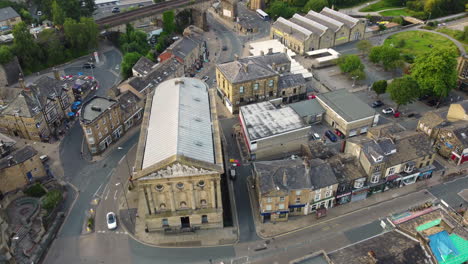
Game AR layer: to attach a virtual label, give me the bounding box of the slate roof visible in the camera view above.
[329,155,367,183]
[309,159,338,189]
[216,53,289,84]
[29,76,68,107]
[1,92,40,118]
[289,14,327,36]
[254,159,311,195]
[128,57,183,92]
[453,126,468,146]
[419,110,448,129]
[80,96,118,124]
[328,230,431,264]
[0,7,19,22]
[118,91,142,120]
[169,37,200,60]
[278,73,306,91]
[360,138,395,165]
[305,10,343,32]
[317,89,376,122]
[0,146,37,170]
[320,7,359,28]
[289,99,325,118]
[273,18,311,41]
[367,122,406,139]
[132,56,156,76]
[386,132,434,166]
[2,56,22,85]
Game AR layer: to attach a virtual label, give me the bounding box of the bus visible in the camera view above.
[256,9,269,21]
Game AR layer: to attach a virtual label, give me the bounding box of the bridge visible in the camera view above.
[95,0,211,31]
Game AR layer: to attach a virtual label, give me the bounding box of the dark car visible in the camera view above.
[112,7,120,13]
[325,130,337,142]
[371,100,384,108]
[222,45,228,51]
[82,63,95,69]
[426,99,438,107]
[138,3,144,7]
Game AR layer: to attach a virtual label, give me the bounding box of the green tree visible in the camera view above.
[162,10,175,34]
[0,45,13,64]
[266,0,296,20]
[42,189,62,212]
[372,80,387,98]
[80,0,97,17]
[356,39,372,55]
[121,52,142,79]
[12,22,43,71]
[337,54,366,80]
[387,76,419,111]
[19,9,32,24]
[37,29,65,66]
[303,0,328,12]
[411,47,457,98]
[51,0,65,26]
[63,17,99,55]
[119,23,150,55]
[155,32,169,52]
[369,46,403,71]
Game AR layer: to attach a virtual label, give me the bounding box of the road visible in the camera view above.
[94,1,154,20]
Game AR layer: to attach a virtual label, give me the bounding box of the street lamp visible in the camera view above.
[88,57,95,80]
[351,76,358,88]
[117,147,134,225]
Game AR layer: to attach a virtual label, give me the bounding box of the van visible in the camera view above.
[229,168,236,180]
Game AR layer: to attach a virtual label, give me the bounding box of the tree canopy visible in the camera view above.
[63,17,99,56]
[0,45,13,64]
[51,0,65,26]
[121,52,142,79]
[303,0,329,12]
[162,10,176,34]
[372,80,387,98]
[337,54,366,80]
[369,45,403,71]
[387,76,420,110]
[12,22,43,71]
[266,0,296,20]
[410,47,457,98]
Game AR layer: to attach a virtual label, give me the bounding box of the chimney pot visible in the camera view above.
[53,68,60,80]
[283,47,288,54]
[282,170,287,186]
[260,50,265,56]
[268,48,273,55]
[234,54,239,61]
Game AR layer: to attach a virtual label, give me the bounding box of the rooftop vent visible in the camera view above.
[193,97,201,102]
[194,141,203,147]
[194,117,202,122]
[91,106,102,112]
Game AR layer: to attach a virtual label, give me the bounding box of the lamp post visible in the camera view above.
[351,76,358,88]
[117,147,134,225]
[88,57,95,80]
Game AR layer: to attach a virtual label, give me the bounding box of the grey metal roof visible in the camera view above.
[240,101,307,141]
[216,53,289,84]
[290,14,327,36]
[0,146,37,170]
[81,97,117,123]
[170,37,200,60]
[320,7,359,28]
[309,159,338,189]
[272,18,310,41]
[289,99,325,118]
[132,56,155,76]
[0,7,19,22]
[317,89,376,122]
[278,73,306,91]
[141,78,215,169]
[306,10,343,32]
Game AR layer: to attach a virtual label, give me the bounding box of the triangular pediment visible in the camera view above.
[138,162,219,181]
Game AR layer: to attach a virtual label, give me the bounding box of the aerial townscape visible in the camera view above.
[0,0,467,263]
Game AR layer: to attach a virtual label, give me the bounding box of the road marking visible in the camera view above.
[102,182,109,198]
[118,155,126,165]
[105,188,110,200]
[93,183,103,197]
[115,182,120,186]
[114,189,118,200]
[106,168,116,180]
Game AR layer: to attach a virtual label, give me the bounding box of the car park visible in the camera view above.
[112,7,120,13]
[371,100,383,108]
[325,130,337,142]
[106,212,117,230]
[382,108,394,114]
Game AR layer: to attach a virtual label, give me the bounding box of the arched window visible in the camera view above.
[176,182,184,189]
[159,203,166,210]
[198,180,205,187]
[180,201,187,208]
[155,184,164,191]
[200,199,207,207]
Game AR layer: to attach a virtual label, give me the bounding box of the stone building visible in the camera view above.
[270,7,366,55]
[277,73,307,103]
[0,145,46,194]
[133,78,224,232]
[253,158,338,223]
[158,35,203,76]
[0,7,21,29]
[132,57,156,78]
[219,0,237,21]
[316,89,378,137]
[456,55,468,91]
[118,91,144,132]
[215,52,291,113]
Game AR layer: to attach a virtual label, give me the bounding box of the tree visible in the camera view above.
[0,45,13,64]
[303,0,328,12]
[51,0,65,26]
[19,9,32,24]
[372,80,387,98]
[411,47,457,98]
[12,22,43,71]
[356,40,372,55]
[121,52,142,79]
[369,46,403,71]
[37,29,65,66]
[162,10,175,34]
[80,0,97,17]
[119,23,150,55]
[391,16,404,25]
[387,76,419,111]
[266,0,296,20]
[337,55,366,80]
[63,17,99,55]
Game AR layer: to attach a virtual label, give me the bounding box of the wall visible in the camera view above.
[253,127,310,160]
[0,154,46,193]
[333,26,350,46]
[0,113,47,142]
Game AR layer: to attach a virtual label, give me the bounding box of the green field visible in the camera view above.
[384,31,459,61]
[379,8,412,16]
[359,0,403,12]
[436,28,468,54]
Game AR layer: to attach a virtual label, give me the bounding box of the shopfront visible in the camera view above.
[289,204,307,215]
[368,181,386,196]
[351,187,369,202]
[418,165,435,180]
[335,192,352,205]
[261,210,289,222]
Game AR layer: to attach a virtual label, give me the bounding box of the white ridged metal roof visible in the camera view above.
[141,77,215,169]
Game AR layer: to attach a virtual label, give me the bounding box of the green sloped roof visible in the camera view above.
[441,234,468,264]
[416,219,441,231]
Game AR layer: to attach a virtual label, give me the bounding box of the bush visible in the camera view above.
[25,183,46,197]
[402,53,415,63]
[395,39,406,48]
[42,189,62,212]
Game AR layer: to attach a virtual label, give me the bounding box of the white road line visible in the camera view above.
[114,189,118,200]
[106,168,116,179]
[118,155,126,165]
[93,183,103,197]
[105,188,110,200]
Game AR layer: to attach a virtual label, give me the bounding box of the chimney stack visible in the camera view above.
[18,73,27,91]
[234,54,239,61]
[272,62,277,71]
[283,47,288,54]
[243,63,248,73]
[268,48,273,55]
[367,251,377,264]
[53,68,60,80]
[260,50,265,56]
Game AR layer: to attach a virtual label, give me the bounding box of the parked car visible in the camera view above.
[371,100,384,108]
[82,63,95,69]
[222,45,228,51]
[112,7,120,13]
[138,3,144,7]
[39,155,49,163]
[393,111,401,118]
[106,212,117,230]
[229,168,236,180]
[382,107,394,114]
[202,76,209,82]
[37,11,42,16]
[312,132,321,140]
[325,130,337,142]
[334,129,345,139]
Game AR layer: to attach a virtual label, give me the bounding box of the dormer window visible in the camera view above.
[404,163,415,173]
[371,154,383,163]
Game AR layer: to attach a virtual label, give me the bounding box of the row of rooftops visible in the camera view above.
[127,57,183,93]
[273,8,360,40]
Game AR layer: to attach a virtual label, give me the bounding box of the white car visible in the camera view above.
[382,107,394,114]
[37,11,42,16]
[106,212,117,230]
[313,133,321,140]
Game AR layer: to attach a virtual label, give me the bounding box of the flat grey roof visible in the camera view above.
[317,89,376,122]
[240,101,307,141]
[81,97,117,123]
[289,99,325,118]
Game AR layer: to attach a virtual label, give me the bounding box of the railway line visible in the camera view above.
[95,0,209,28]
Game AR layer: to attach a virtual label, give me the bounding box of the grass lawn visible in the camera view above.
[436,28,468,55]
[360,0,404,12]
[384,31,459,61]
[379,8,412,16]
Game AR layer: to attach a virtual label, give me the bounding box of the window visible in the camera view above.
[240,86,244,94]
[98,132,102,139]
[327,185,333,190]
[371,174,379,183]
[200,199,207,207]
[180,201,187,208]
[176,182,184,189]
[104,127,108,134]
[198,180,205,187]
[404,163,414,173]
[295,190,301,195]
[354,179,364,189]
[159,203,166,209]
[162,218,169,226]
[279,213,287,218]
[240,97,244,103]
[253,83,259,90]
[202,215,208,224]
[269,91,273,97]
[279,203,285,209]
[103,118,106,125]
[86,127,92,134]
[266,205,272,211]
[267,197,272,203]
[155,184,164,191]
[314,192,321,201]
[293,88,297,94]
[296,207,302,212]
[388,167,396,176]
[325,190,332,198]
[373,166,381,172]
[279,196,285,202]
[268,80,274,87]
[295,197,301,203]
[426,160,430,167]
[109,114,112,120]
[282,91,286,96]
[289,208,294,212]
[88,137,95,144]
